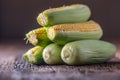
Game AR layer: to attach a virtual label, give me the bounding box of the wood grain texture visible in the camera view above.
[0,39,120,80]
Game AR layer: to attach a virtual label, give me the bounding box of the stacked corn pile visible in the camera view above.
[23,4,116,65]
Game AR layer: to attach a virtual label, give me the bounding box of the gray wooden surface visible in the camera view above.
[0,39,120,80]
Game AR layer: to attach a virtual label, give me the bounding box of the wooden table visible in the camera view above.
[0,39,120,80]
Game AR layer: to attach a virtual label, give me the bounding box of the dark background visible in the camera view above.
[0,0,120,40]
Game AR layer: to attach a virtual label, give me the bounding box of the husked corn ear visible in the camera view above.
[26,27,52,47]
[23,46,44,64]
[47,21,103,45]
[37,4,91,26]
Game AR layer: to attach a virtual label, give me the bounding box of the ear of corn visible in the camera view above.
[26,27,52,47]
[47,21,103,45]
[23,4,116,65]
[23,46,44,64]
[37,4,91,27]
[43,43,63,64]
[61,40,116,65]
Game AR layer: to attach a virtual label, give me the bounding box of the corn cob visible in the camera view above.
[26,27,52,47]
[47,21,103,45]
[37,4,91,26]
[61,40,116,65]
[23,46,44,64]
[43,43,63,64]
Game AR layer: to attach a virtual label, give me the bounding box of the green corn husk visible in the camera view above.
[61,40,116,65]
[43,43,63,64]
[37,4,91,27]
[47,21,103,45]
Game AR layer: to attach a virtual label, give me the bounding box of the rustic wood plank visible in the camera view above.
[1,59,120,80]
[0,39,120,80]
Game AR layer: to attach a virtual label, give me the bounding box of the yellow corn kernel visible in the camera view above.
[26,27,51,46]
[27,28,46,44]
[28,46,43,54]
[53,21,101,32]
